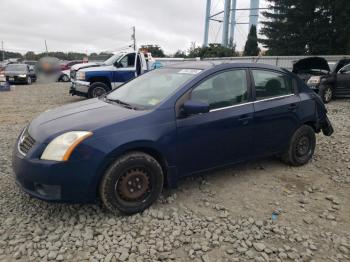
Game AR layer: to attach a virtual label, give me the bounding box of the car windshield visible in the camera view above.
[6,64,27,71]
[106,68,201,109]
[103,54,124,66]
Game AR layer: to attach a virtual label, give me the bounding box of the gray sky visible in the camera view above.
[0,0,267,55]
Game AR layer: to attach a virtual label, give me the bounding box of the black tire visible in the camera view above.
[62,74,70,82]
[26,76,32,85]
[99,152,164,215]
[281,125,316,166]
[319,85,333,104]
[88,82,109,98]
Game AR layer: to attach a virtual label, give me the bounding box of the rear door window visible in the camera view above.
[252,70,293,100]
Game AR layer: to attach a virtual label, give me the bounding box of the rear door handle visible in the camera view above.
[288,103,298,111]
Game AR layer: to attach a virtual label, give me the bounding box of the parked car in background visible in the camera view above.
[23,60,38,70]
[60,60,84,71]
[70,51,148,98]
[293,57,350,103]
[311,59,350,103]
[5,63,37,84]
[0,73,10,91]
[13,62,333,214]
[57,70,70,82]
[292,57,330,82]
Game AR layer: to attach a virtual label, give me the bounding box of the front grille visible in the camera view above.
[18,129,35,155]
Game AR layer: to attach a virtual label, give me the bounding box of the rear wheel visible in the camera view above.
[319,85,333,103]
[99,152,164,215]
[281,125,316,166]
[88,82,109,98]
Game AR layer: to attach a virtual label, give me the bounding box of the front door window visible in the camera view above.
[119,53,136,68]
[190,69,248,110]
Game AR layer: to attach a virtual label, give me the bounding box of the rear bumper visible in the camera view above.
[321,115,334,136]
[70,81,90,97]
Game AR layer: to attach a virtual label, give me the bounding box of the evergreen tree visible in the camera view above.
[260,0,350,55]
[243,25,260,56]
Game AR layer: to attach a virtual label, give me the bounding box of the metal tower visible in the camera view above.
[249,0,259,28]
[203,0,261,47]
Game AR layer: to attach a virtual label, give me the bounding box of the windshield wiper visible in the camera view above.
[106,98,137,110]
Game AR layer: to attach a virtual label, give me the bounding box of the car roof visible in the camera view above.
[6,63,27,66]
[165,61,284,72]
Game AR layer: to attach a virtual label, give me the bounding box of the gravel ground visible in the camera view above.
[0,83,349,262]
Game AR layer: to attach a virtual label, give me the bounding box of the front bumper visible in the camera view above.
[70,81,90,97]
[12,145,101,203]
[307,85,320,93]
[6,76,27,84]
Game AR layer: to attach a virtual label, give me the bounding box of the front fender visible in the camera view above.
[85,71,113,83]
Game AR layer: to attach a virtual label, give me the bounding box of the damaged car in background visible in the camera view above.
[293,57,350,103]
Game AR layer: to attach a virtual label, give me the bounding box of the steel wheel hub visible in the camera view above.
[324,88,332,101]
[116,168,150,202]
[296,136,310,156]
[93,87,106,97]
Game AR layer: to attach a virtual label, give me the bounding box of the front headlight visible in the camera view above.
[76,71,85,81]
[307,76,321,85]
[18,74,27,78]
[41,131,93,161]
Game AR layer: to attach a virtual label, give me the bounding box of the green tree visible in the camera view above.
[24,51,37,60]
[140,45,165,57]
[188,43,238,58]
[173,50,187,58]
[260,0,350,55]
[1,51,22,61]
[243,25,260,56]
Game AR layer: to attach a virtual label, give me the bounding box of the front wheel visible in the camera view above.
[281,125,316,166]
[26,76,32,85]
[319,85,333,103]
[88,82,109,98]
[99,152,164,215]
[62,74,70,82]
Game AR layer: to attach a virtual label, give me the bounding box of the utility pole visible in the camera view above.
[44,40,48,56]
[131,26,136,51]
[1,41,4,61]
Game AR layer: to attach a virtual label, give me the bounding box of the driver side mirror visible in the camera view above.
[115,62,123,68]
[182,100,210,116]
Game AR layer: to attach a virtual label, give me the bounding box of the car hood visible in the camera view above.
[28,98,146,143]
[5,70,27,75]
[71,62,101,71]
[292,57,330,74]
[81,65,114,73]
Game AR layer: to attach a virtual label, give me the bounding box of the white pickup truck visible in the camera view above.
[69,51,152,98]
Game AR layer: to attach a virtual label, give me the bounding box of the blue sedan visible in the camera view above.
[12,62,333,214]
